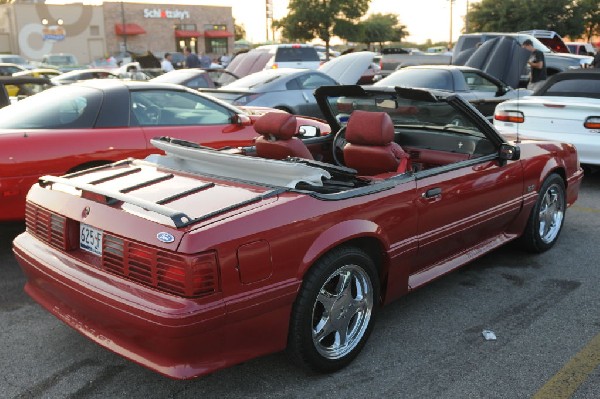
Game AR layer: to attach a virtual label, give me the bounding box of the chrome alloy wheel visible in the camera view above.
[538,183,565,244]
[311,264,374,360]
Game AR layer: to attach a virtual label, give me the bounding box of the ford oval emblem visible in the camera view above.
[157,232,175,243]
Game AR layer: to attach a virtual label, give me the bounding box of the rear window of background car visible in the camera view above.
[0,86,101,129]
[275,47,320,62]
[542,79,600,99]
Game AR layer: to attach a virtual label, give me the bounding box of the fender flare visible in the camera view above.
[297,219,390,278]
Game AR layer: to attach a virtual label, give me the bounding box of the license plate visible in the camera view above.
[80,223,103,256]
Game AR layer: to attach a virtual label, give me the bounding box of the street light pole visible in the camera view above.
[449,0,454,47]
[120,1,127,53]
[465,0,469,33]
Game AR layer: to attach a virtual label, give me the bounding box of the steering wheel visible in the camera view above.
[332,127,347,166]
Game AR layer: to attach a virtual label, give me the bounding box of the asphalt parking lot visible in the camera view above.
[1,172,599,399]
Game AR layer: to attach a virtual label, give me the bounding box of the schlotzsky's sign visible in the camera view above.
[143,9,190,19]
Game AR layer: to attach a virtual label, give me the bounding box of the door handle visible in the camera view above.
[422,187,442,198]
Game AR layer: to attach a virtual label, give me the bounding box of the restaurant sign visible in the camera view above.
[42,26,66,41]
[143,9,190,19]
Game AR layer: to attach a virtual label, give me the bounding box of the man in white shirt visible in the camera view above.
[161,53,174,72]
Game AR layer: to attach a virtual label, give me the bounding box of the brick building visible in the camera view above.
[0,1,234,64]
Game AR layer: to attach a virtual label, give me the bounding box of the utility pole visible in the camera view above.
[265,0,273,42]
[449,0,454,48]
[465,0,469,34]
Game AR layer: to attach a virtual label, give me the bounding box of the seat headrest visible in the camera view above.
[345,110,394,146]
[254,112,298,140]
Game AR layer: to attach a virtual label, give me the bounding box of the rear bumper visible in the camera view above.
[13,232,231,379]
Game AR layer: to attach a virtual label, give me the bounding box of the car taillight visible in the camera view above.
[584,116,600,129]
[158,252,219,297]
[271,63,278,69]
[494,110,524,123]
[233,93,263,106]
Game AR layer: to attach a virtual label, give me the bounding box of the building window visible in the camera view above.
[203,24,227,31]
[90,25,99,36]
[175,24,197,31]
[206,39,228,54]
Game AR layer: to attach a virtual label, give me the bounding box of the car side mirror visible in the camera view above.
[496,86,510,97]
[499,143,520,163]
[298,125,320,138]
[232,113,252,126]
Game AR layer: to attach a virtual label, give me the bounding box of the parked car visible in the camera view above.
[373,65,532,118]
[566,42,596,56]
[254,43,322,70]
[201,68,338,118]
[225,49,273,78]
[13,84,583,379]
[204,51,384,118]
[0,62,26,76]
[494,69,600,169]
[150,68,239,89]
[50,68,120,85]
[453,33,594,76]
[0,79,330,221]
[13,68,62,79]
[0,75,54,106]
[0,54,33,69]
[518,30,571,53]
[38,53,87,72]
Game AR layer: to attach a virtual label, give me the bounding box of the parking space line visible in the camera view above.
[571,205,600,213]
[532,332,600,398]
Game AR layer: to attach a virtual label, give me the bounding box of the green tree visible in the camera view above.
[579,0,600,40]
[273,0,371,60]
[468,0,586,38]
[234,19,246,41]
[358,13,408,51]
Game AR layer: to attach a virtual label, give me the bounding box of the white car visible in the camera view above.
[493,69,600,167]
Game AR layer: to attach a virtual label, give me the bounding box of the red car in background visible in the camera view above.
[0,79,330,221]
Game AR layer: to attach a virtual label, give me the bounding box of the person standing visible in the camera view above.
[183,46,200,68]
[161,53,174,72]
[522,39,547,91]
[199,52,212,68]
[592,50,600,68]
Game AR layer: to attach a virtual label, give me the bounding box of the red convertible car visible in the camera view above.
[13,85,583,379]
[0,79,329,221]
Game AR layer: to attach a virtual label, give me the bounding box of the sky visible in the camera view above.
[62,0,475,45]
[233,0,476,45]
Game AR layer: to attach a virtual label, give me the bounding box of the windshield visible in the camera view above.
[0,56,27,65]
[151,70,202,84]
[325,91,485,138]
[374,69,454,90]
[223,69,286,89]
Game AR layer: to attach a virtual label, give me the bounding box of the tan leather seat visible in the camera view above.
[343,110,410,175]
[254,112,314,160]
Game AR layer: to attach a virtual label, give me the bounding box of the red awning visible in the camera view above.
[114,23,146,36]
[175,30,202,38]
[203,30,234,39]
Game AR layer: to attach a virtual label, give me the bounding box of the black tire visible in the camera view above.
[287,246,380,373]
[519,173,566,253]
